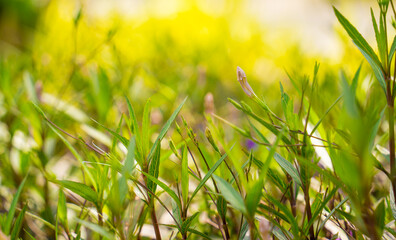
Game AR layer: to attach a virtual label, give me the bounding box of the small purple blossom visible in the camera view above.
[246,139,257,150]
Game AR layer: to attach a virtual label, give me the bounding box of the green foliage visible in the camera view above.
[3,1,396,239]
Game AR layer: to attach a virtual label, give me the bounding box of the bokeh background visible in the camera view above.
[0,0,390,238]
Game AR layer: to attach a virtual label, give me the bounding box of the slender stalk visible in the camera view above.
[389,103,396,202]
[249,220,255,240]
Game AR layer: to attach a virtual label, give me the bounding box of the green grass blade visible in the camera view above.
[181,212,199,234]
[334,7,386,92]
[75,218,113,239]
[187,228,211,239]
[317,197,348,234]
[213,175,247,214]
[188,151,229,205]
[309,95,342,136]
[181,144,189,206]
[142,99,151,158]
[245,180,263,218]
[4,176,27,234]
[147,97,187,160]
[10,203,27,239]
[123,136,136,174]
[141,172,182,210]
[273,152,301,186]
[57,189,68,229]
[56,180,98,206]
[147,142,160,195]
[389,36,396,64]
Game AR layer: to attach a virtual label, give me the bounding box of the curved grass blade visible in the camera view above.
[56,180,98,206]
[148,97,188,160]
[10,203,27,239]
[213,175,247,214]
[188,151,229,206]
[334,7,386,93]
[4,175,27,234]
[141,171,182,210]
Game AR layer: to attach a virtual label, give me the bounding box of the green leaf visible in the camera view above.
[181,212,199,234]
[57,189,68,229]
[142,99,151,157]
[375,199,386,237]
[389,36,396,64]
[334,7,386,92]
[147,97,187,161]
[216,196,227,219]
[317,197,348,235]
[123,136,136,175]
[57,180,98,206]
[4,176,27,234]
[10,203,27,239]
[310,95,342,136]
[264,194,299,236]
[245,180,263,218]
[75,218,113,239]
[147,142,160,195]
[213,175,247,214]
[187,228,211,239]
[181,144,189,206]
[273,152,302,186]
[125,96,143,162]
[371,9,387,67]
[390,186,396,221]
[188,151,229,205]
[141,172,182,210]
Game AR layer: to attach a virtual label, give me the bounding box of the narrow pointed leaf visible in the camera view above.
[213,175,247,214]
[4,176,27,234]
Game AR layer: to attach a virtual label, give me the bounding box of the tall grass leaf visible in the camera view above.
[141,172,182,210]
[181,212,199,234]
[10,203,27,240]
[23,71,38,104]
[305,188,338,235]
[245,180,263,218]
[273,152,302,186]
[125,96,143,161]
[248,120,270,144]
[148,97,187,160]
[147,142,160,195]
[124,136,136,174]
[317,197,348,235]
[142,99,151,157]
[389,36,396,64]
[57,190,68,229]
[75,218,113,239]
[334,7,386,92]
[213,114,250,137]
[11,204,27,239]
[310,95,342,136]
[187,228,211,239]
[264,194,299,236]
[213,175,247,214]
[92,119,129,148]
[4,176,27,234]
[375,199,386,237]
[238,220,249,240]
[273,227,291,240]
[188,151,229,205]
[57,180,98,206]
[216,196,227,218]
[181,144,189,205]
[371,9,386,66]
[46,124,96,188]
[390,186,396,221]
